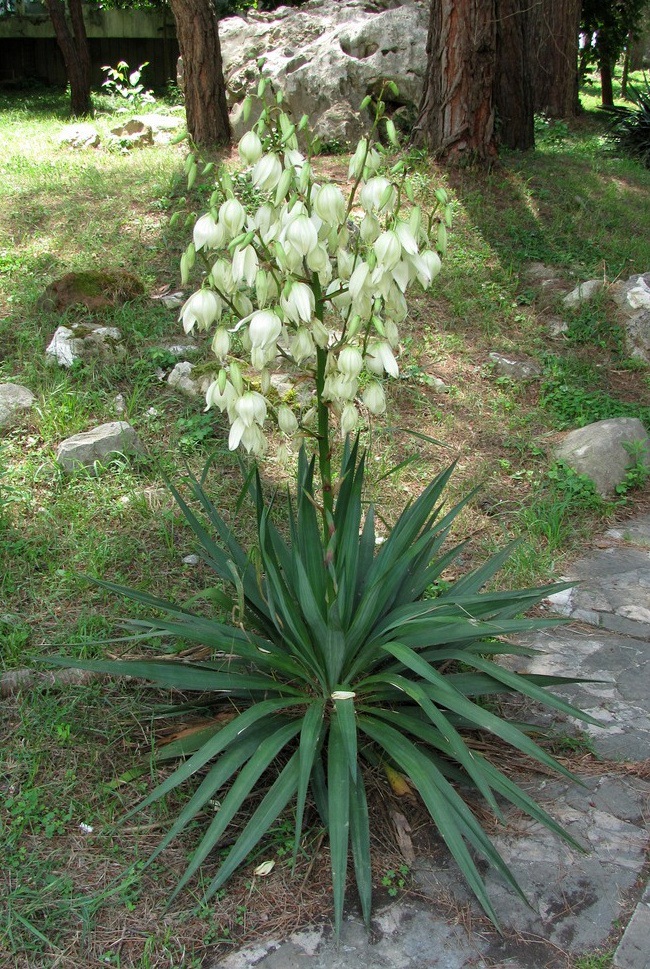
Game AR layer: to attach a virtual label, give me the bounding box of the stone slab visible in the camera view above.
[614,883,650,969]
[546,545,650,642]
[511,627,650,762]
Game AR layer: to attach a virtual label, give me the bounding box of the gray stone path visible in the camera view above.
[209,517,650,969]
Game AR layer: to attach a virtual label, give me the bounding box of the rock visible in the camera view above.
[167,361,207,398]
[133,113,184,144]
[611,272,650,363]
[0,383,35,430]
[113,394,126,415]
[39,271,144,314]
[521,262,561,286]
[614,884,650,969]
[554,417,650,496]
[45,323,126,368]
[182,554,201,565]
[57,123,100,149]
[219,0,429,143]
[489,352,542,380]
[56,422,143,472]
[547,315,569,336]
[109,119,154,146]
[160,339,199,359]
[562,278,604,308]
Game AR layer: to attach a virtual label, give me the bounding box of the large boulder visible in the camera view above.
[554,418,650,496]
[611,272,650,362]
[56,422,143,472]
[219,0,428,143]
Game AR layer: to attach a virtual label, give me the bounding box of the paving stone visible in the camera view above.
[546,545,650,641]
[614,883,650,969]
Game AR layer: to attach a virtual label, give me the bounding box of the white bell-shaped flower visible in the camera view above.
[374,230,402,272]
[362,380,386,415]
[314,184,346,225]
[395,221,419,256]
[238,130,263,166]
[211,258,236,295]
[249,310,282,349]
[290,327,316,364]
[235,391,267,428]
[360,213,381,244]
[337,346,363,380]
[340,402,359,437]
[359,177,395,213]
[277,404,298,436]
[193,213,225,251]
[179,289,220,333]
[219,199,246,239]
[365,341,399,378]
[205,378,236,412]
[252,153,283,192]
[281,282,315,324]
[232,244,259,288]
[286,214,318,257]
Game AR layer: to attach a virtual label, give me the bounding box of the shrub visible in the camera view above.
[604,83,650,168]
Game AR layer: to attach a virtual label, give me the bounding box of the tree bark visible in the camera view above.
[494,0,535,150]
[44,0,92,117]
[532,0,581,118]
[415,0,498,164]
[168,0,231,148]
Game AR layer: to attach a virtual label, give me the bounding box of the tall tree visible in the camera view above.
[532,0,581,118]
[44,0,92,117]
[581,0,650,107]
[168,0,231,148]
[415,0,498,163]
[415,0,536,162]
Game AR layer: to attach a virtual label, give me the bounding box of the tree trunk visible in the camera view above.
[45,0,92,117]
[494,0,535,150]
[168,0,231,148]
[621,37,631,99]
[600,59,615,106]
[533,0,581,118]
[415,0,498,164]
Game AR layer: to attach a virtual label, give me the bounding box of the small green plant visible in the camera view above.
[615,440,650,497]
[101,61,155,108]
[381,864,410,897]
[175,411,219,450]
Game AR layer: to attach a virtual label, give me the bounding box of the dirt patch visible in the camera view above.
[38,270,145,313]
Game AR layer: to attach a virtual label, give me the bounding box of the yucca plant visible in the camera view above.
[604,82,650,167]
[45,441,594,932]
[43,86,596,933]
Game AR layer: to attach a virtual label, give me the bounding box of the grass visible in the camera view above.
[1,70,650,966]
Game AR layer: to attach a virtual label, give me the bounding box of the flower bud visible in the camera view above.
[211,327,230,360]
[290,327,315,364]
[348,139,368,180]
